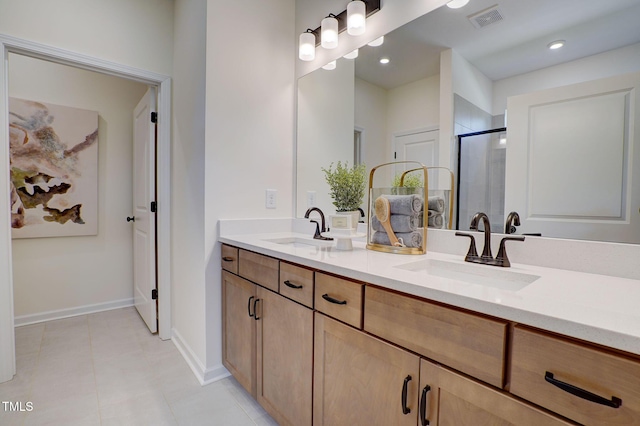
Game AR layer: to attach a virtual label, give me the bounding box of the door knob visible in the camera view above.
[126,216,135,222]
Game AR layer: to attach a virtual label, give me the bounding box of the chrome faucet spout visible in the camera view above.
[469,212,493,259]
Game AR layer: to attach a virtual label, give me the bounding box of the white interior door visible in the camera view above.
[132,87,157,333]
[505,72,640,243]
[393,129,438,168]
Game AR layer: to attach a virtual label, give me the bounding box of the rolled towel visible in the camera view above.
[428,210,444,229]
[371,214,420,233]
[428,196,445,214]
[383,194,423,216]
[371,230,423,248]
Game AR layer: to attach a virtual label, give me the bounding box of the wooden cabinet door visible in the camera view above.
[256,287,313,426]
[419,359,574,426]
[221,271,256,396]
[314,313,420,426]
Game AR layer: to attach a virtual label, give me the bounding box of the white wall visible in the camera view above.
[297,61,355,216]
[388,75,440,136]
[171,0,208,379]
[204,0,296,379]
[9,54,147,322]
[0,0,174,76]
[355,78,388,176]
[451,50,493,116]
[493,42,640,115]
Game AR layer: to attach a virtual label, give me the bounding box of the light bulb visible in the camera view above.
[322,60,337,70]
[548,40,565,50]
[446,0,469,9]
[367,36,384,47]
[299,32,316,61]
[344,49,359,59]
[379,57,390,64]
[347,1,366,36]
[321,15,339,49]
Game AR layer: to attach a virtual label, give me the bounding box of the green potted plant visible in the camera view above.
[321,161,366,228]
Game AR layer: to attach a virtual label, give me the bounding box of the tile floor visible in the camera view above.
[0,307,278,426]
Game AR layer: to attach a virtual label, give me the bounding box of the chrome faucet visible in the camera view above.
[304,207,332,240]
[469,212,493,260]
[456,211,525,267]
[505,211,520,234]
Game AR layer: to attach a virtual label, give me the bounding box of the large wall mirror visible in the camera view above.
[296,0,640,244]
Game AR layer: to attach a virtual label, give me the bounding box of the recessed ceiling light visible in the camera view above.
[379,57,390,64]
[548,40,565,50]
[446,0,470,9]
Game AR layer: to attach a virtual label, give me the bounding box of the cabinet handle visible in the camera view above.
[253,298,261,321]
[322,294,347,305]
[222,256,235,262]
[544,371,622,408]
[284,280,303,289]
[401,375,412,415]
[420,385,431,426]
[247,296,255,318]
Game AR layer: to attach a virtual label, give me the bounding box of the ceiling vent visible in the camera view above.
[468,5,505,29]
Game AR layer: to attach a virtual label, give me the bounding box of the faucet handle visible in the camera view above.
[455,232,479,262]
[496,236,525,267]
[309,220,322,239]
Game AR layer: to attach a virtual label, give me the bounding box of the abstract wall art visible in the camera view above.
[9,97,98,238]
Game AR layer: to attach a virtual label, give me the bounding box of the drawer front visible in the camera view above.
[279,262,314,308]
[238,249,279,292]
[314,273,363,329]
[510,326,640,426]
[364,286,507,388]
[221,244,239,274]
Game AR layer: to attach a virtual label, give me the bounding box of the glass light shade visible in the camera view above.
[343,48,359,59]
[322,60,337,70]
[367,36,384,47]
[347,1,366,36]
[299,32,316,61]
[321,16,339,49]
[446,0,469,8]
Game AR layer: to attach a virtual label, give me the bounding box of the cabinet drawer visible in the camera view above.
[221,244,239,274]
[279,262,314,309]
[510,326,640,426]
[238,249,279,292]
[314,273,363,329]
[364,286,507,388]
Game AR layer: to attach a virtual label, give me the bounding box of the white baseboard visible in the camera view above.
[171,327,230,386]
[14,298,134,327]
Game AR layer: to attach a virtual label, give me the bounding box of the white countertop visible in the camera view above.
[219,231,640,356]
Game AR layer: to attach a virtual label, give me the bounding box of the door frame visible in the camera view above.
[0,34,172,382]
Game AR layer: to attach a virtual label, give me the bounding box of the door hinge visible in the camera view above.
[394,152,397,159]
[151,201,157,213]
[152,289,158,300]
[151,112,158,123]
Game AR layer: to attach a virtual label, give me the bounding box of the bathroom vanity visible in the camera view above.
[219,232,640,426]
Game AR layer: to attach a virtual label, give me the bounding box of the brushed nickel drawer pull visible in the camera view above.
[545,371,622,408]
[284,280,303,289]
[322,294,347,305]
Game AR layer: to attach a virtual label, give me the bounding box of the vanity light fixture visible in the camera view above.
[347,1,366,36]
[322,60,337,70]
[379,57,390,64]
[297,0,381,61]
[548,40,565,50]
[446,0,470,8]
[368,36,384,47]
[299,29,317,61]
[321,14,339,49]
[344,48,359,59]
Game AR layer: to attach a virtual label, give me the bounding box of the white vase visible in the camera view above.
[336,210,360,230]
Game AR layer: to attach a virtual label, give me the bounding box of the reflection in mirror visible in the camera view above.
[296,0,640,244]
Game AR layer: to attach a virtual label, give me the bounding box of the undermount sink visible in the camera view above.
[262,237,333,248]
[394,258,540,291]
